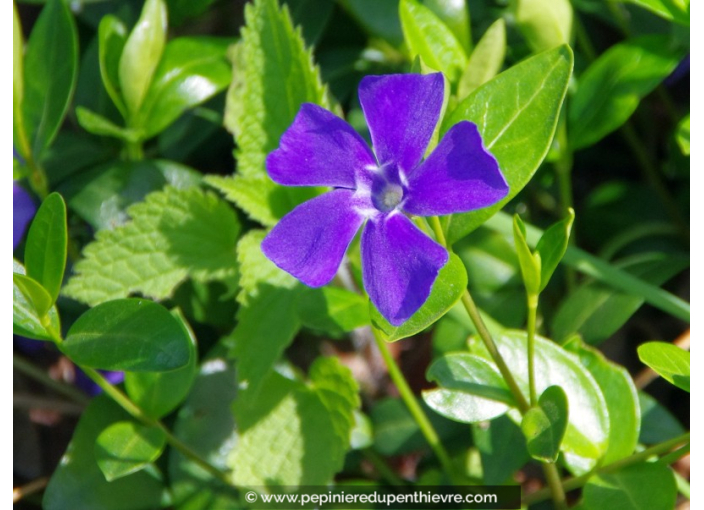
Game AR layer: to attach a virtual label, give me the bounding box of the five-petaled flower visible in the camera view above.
[262,73,508,326]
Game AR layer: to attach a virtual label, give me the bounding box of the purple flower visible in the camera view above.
[14,182,36,250]
[262,73,508,325]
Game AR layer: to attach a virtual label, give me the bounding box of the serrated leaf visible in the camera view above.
[98,15,128,116]
[371,253,467,342]
[62,298,192,372]
[458,18,506,99]
[124,310,199,418]
[551,254,689,344]
[469,330,609,474]
[514,0,573,54]
[535,208,574,291]
[43,396,165,510]
[20,0,78,159]
[297,287,370,335]
[399,0,467,83]
[443,45,573,244]
[139,37,231,138]
[583,461,677,510]
[64,186,239,306]
[423,353,515,423]
[676,114,689,155]
[119,0,167,116]
[222,0,332,223]
[569,36,682,150]
[95,421,167,482]
[521,385,569,463]
[24,192,67,304]
[638,341,690,392]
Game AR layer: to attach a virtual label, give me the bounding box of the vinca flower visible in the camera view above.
[262,73,508,325]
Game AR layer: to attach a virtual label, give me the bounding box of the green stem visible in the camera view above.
[81,366,234,488]
[363,449,406,486]
[524,433,690,506]
[542,463,568,510]
[13,354,90,405]
[526,293,538,406]
[371,333,459,484]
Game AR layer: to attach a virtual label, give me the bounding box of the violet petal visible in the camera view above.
[262,189,366,287]
[13,183,36,250]
[266,103,376,188]
[361,213,448,326]
[359,73,444,174]
[403,121,509,216]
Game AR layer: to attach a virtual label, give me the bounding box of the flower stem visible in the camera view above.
[526,293,539,406]
[523,433,690,506]
[371,333,460,484]
[80,366,234,488]
[542,463,568,510]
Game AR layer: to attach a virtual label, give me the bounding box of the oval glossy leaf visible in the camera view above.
[638,341,690,392]
[513,215,541,295]
[521,385,569,463]
[625,0,690,25]
[21,0,78,159]
[297,286,370,336]
[421,0,471,54]
[676,114,690,155]
[583,461,677,510]
[370,253,467,342]
[125,310,198,418]
[535,207,574,291]
[514,0,573,54]
[399,0,467,83]
[469,330,609,474]
[567,341,640,464]
[63,298,191,372]
[423,353,515,423]
[98,15,128,116]
[43,396,165,510]
[472,415,530,484]
[24,192,67,303]
[119,0,168,116]
[13,272,60,341]
[13,3,24,143]
[458,18,506,99]
[76,106,141,142]
[569,36,682,150]
[139,37,231,138]
[95,421,167,482]
[443,45,573,244]
[638,392,684,444]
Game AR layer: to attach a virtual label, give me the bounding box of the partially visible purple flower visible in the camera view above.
[665,54,690,87]
[14,182,36,250]
[74,369,125,397]
[262,73,508,326]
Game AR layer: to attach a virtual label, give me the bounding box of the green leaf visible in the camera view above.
[119,0,168,116]
[569,36,682,150]
[13,3,24,147]
[43,396,165,510]
[21,0,78,159]
[423,353,515,423]
[535,207,574,291]
[624,0,690,25]
[98,15,128,116]
[521,385,569,463]
[513,215,541,296]
[298,287,370,335]
[638,392,684,444]
[139,37,231,138]
[566,340,640,464]
[676,114,690,155]
[24,192,67,303]
[62,298,192,372]
[443,45,573,244]
[514,0,573,54]
[421,0,471,54]
[76,106,141,141]
[169,349,240,509]
[582,461,677,510]
[231,362,358,486]
[220,0,332,224]
[472,416,530,484]
[551,254,689,344]
[399,0,467,83]
[638,341,690,392]
[458,19,506,99]
[370,253,467,342]
[124,310,199,418]
[63,186,239,306]
[13,272,60,341]
[338,0,404,46]
[95,421,167,482]
[470,330,609,474]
